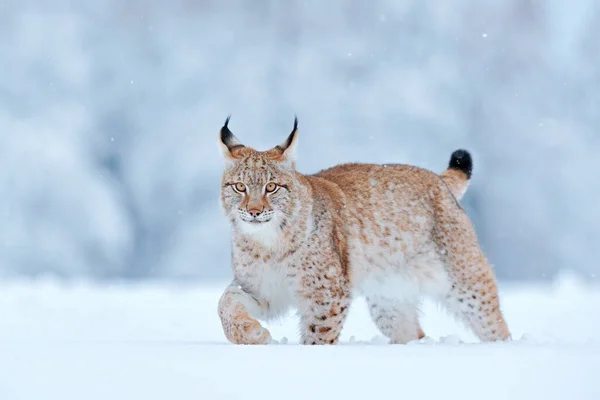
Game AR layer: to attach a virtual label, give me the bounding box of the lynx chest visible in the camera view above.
[233,249,303,320]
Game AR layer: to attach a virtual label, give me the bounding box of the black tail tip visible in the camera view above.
[448,149,472,179]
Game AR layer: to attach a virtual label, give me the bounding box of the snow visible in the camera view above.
[1,273,599,400]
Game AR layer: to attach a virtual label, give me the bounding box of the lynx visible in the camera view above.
[217,117,511,345]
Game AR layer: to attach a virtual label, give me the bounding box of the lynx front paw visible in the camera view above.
[230,318,272,345]
[222,304,272,345]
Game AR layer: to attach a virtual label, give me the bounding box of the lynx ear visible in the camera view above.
[219,116,244,167]
[275,116,298,164]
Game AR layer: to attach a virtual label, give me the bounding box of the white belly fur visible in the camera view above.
[351,241,451,301]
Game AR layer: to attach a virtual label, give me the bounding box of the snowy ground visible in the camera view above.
[1,272,599,400]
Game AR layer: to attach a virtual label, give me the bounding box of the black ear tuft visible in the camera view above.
[276,116,298,152]
[220,115,244,151]
[220,115,233,144]
[448,149,473,179]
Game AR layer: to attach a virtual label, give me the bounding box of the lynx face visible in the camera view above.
[219,117,300,243]
[221,153,298,231]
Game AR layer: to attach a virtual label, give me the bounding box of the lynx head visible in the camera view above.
[219,116,302,245]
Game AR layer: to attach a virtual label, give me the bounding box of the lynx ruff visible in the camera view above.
[217,117,511,345]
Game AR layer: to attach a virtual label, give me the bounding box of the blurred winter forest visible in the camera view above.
[0,0,598,282]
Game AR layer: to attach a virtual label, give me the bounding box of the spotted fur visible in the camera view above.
[217,117,510,345]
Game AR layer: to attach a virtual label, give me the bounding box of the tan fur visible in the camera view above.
[217,119,510,345]
[440,168,470,200]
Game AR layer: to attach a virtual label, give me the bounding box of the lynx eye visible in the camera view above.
[234,182,246,193]
[265,182,278,193]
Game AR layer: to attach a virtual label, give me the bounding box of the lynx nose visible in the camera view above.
[247,207,264,218]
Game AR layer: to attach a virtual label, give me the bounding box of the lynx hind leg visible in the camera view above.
[366,296,425,344]
[435,206,511,342]
[217,283,272,345]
